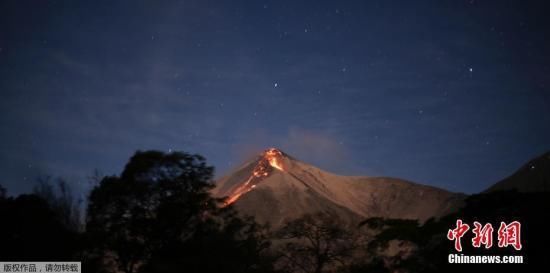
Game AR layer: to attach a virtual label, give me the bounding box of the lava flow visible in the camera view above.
[224,148,286,206]
[265,148,285,171]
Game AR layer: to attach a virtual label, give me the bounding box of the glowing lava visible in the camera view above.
[223,148,286,206]
[265,148,285,171]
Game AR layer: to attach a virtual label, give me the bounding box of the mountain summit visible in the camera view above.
[213,148,464,227]
[485,151,550,193]
[221,148,288,205]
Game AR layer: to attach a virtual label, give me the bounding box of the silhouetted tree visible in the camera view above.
[353,218,422,272]
[359,218,420,251]
[0,186,80,261]
[276,213,356,273]
[33,176,83,231]
[142,208,275,273]
[85,150,275,273]
[357,190,550,273]
[0,184,6,198]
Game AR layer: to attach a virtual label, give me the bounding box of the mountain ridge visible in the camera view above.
[213,148,465,228]
[485,151,550,193]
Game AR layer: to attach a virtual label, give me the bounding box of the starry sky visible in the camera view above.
[1,0,549,195]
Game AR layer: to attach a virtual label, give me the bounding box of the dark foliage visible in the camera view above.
[0,188,80,261]
[357,190,550,273]
[1,150,548,273]
[33,176,83,232]
[275,213,356,273]
[85,150,275,273]
[0,151,277,273]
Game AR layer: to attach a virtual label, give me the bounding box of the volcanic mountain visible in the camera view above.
[213,148,464,228]
[485,151,550,193]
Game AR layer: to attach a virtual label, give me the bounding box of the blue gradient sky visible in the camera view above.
[1,0,549,195]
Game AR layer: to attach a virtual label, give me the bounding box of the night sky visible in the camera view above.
[1,0,549,195]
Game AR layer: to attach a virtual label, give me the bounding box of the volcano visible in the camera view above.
[485,151,550,193]
[213,148,464,228]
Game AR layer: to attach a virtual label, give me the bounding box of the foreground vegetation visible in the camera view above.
[1,150,547,273]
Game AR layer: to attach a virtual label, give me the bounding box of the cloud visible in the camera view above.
[280,128,357,174]
[281,128,345,160]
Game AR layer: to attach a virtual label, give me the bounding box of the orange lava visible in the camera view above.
[265,148,285,171]
[223,148,285,206]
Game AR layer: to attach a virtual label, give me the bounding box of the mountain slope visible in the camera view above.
[485,151,550,193]
[213,148,464,228]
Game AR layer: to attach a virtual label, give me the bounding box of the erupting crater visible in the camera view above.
[223,148,286,205]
